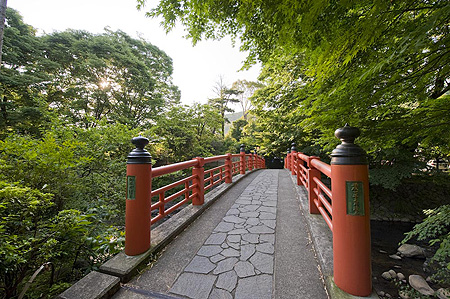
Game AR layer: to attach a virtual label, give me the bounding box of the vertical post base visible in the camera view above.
[125,163,151,256]
[332,164,371,296]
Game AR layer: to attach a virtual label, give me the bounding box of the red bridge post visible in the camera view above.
[290,143,297,176]
[307,156,321,214]
[240,144,246,174]
[285,148,290,169]
[192,157,205,205]
[331,125,371,296]
[225,153,232,183]
[125,136,152,256]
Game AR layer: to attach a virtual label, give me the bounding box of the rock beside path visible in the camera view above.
[398,244,426,258]
[437,288,450,299]
[409,274,434,296]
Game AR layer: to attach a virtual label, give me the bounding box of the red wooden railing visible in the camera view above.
[149,153,264,225]
[289,152,333,230]
[285,125,372,297]
[125,139,265,257]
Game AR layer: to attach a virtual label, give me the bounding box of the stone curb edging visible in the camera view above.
[57,170,259,299]
[287,169,380,299]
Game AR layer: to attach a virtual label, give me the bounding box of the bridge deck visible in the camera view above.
[113,169,329,299]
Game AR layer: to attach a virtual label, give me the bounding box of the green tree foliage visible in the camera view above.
[151,103,223,163]
[0,122,137,297]
[143,0,450,187]
[1,8,180,136]
[0,8,199,298]
[231,80,263,120]
[142,0,450,280]
[43,29,180,128]
[0,181,125,298]
[402,205,450,283]
[230,118,247,142]
[0,8,51,136]
[208,76,240,137]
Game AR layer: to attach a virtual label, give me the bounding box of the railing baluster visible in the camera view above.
[159,193,165,217]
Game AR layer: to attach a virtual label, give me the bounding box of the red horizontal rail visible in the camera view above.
[314,199,333,231]
[286,151,333,232]
[314,187,333,216]
[205,164,225,173]
[151,175,195,196]
[313,176,332,200]
[164,185,192,204]
[165,193,195,215]
[152,160,198,178]
[310,159,331,177]
[204,155,228,163]
[147,152,264,226]
[297,153,309,162]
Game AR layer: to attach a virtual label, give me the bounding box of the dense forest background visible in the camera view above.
[1,0,450,297]
[0,8,254,298]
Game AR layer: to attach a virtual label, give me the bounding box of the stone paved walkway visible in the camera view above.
[113,169,328,299]
[169,171,278,299]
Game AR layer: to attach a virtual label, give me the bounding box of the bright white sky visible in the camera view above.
[10,0,261,108]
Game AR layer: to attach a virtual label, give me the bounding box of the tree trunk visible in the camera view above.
[0,0,7,65]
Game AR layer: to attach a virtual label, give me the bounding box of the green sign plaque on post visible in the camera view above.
[127,176,136,200]
[346,181,364,216]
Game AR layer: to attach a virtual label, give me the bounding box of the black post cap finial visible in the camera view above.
[127,135,152,164]
[291,142,297,152]
[240,144,245,153]
[331,125,367,165]
[132,135,149,149]
[335,123,360,144]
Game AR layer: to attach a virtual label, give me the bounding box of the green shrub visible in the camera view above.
[402,205,450,284]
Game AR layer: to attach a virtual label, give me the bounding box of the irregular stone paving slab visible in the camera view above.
[185,256,216,274]
[170,273,216,299]
[214,222,234,233]
[210,254,226,263]
[248,225,274,234]
[240,244,256,261]
[216,270,238,292]
[240,211,259,218]
[245,218,260,226]
[205,233,227,245]
[256,243,275,254]
[235,275,273,299]
[259,212,276,220]
[169,171,279,298]
[209,288,233,299]
[260,234,275,244]
[223,215,246,224]
[227,235,241,243]
[261,219,276,229]
[234,261,256,278]
[214,257,239,275]
[226,208,240,216]
[228,242,240,250]
[197,246,222,258]
[222,248,240,257]
[228,228,248,235]
[250,252,274,274]
[262,201,277,207]
[242,234,259,244]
